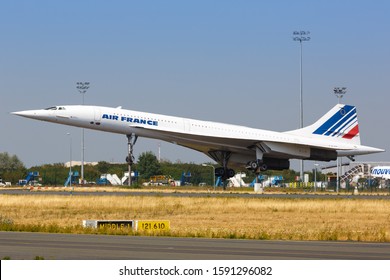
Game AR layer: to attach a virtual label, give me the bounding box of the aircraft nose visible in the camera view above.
[11,109,52,121]
[11,110,37,117]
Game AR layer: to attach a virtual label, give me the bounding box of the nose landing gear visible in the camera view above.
[126,133,138,186]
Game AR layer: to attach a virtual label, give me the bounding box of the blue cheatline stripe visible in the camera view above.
[313,105,355,135]
[330,113,357,137]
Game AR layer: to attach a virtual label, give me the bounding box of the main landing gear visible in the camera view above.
[245,146,269,189]
[126,133,138,186]
[245,159,268,172]
[246,144,268,173]
[208,151,236,190]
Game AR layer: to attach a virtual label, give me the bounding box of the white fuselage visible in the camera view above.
[12,105,384,167]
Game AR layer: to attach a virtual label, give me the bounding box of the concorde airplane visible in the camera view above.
[12,103,383,180]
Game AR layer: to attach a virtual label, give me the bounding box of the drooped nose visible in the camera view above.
[11,110,39,118]
[11,109,54,121]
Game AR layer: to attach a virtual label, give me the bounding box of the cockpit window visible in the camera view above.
[44,106,66,110]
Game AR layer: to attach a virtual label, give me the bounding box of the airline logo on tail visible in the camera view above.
[313,105,359,140]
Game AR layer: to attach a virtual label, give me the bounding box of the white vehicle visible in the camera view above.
[12,103,383,181]
[0,181,11,187]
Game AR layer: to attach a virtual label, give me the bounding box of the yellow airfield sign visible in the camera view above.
[136,220,170,231]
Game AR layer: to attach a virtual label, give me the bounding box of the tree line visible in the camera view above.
[1,151,325,186]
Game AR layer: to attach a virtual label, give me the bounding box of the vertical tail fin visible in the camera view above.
[288,104,361,145]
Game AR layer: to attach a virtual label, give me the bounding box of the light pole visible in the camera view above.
[202,163,215,190]
[158,142,161,162]
[314,163,319,192]
[66,133,72,190]
[76,82,90,184]
[333,87,347,193]
[293,30,311,183]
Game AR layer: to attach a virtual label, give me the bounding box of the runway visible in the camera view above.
[1,231,389,260]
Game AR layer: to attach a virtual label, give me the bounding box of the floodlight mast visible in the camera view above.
[334,87,347,104]
[292,30,311,183]
[333,86,347,194]
[76,82,90,184]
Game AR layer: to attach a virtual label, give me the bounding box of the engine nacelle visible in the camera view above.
[263,158,290,170]
[309,148,337,161]
[246,158,290,171]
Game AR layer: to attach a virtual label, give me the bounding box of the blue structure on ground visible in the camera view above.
[215,176,224,187]
[18,172,40,186]
[180,171,191,186]
[97,176,108,185]
[270,176,283,186]
[249,175,283,187]
[64,171,79,187]
[249,175,266,187]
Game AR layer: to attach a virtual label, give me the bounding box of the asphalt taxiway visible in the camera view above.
[1,231,390,260]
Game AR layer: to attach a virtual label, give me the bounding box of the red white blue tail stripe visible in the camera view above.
[313,105,359,140]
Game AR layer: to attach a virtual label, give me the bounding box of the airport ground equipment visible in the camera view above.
[18,171,40,186]
[180,171,191,186]
[143,175,175,186]
[340,163,371,183]
[97,174,121,185]
[249,175,266,187]
[215,176,224,187]
[64,171,79,187]
[268,175,283,186]
[0,178,11,187]
[121,171,138,185]
[227,172,248,187]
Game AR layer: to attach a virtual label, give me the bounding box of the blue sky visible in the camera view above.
[1,0,389,171]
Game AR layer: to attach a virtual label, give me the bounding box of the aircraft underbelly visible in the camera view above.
[139,128,312,163]
[263,141,310,158]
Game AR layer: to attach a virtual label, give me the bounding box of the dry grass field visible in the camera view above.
[1,194,390,242]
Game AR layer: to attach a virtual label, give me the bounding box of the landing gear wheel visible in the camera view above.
[246,161,259,171]
[215,167,225,177]
[260,163,268,171]
[250,161,258,170]
[227,169,235,178]
[215,168,235,179]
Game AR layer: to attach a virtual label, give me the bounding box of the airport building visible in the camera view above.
[64,161,99,168]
